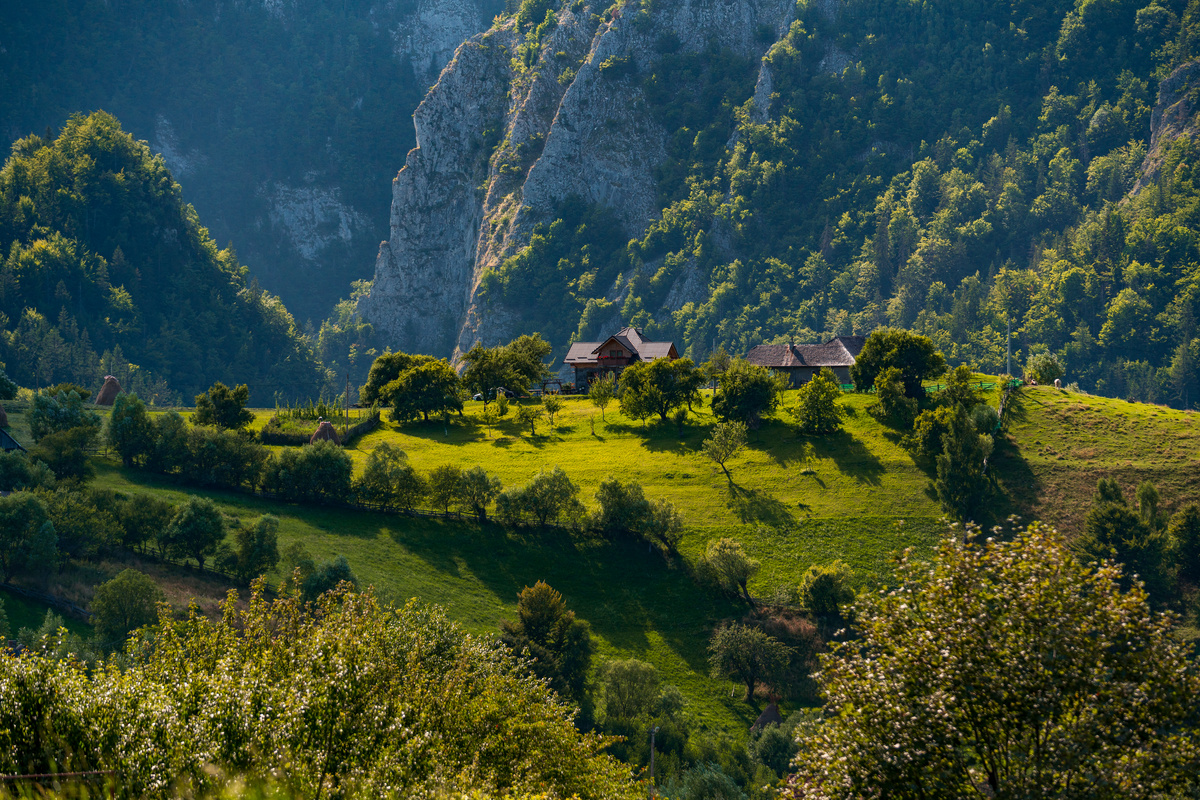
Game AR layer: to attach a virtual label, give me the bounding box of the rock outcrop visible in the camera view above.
[359,0,797,359]
[1132,60,1200,195]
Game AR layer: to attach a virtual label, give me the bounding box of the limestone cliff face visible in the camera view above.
[359,0,796,358]
[1132,60,1200,195]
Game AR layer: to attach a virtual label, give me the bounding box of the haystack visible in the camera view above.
[310,419,341,445]
[0,404,8,429]
[750,702,783,732]
[94,375,123,406]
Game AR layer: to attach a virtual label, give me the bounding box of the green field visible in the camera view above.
[0,590,91,638]
[23,381,1199,737]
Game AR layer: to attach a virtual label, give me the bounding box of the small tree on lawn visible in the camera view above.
[543,394,565,431]
[232,515,281,583]
[91,568,163,642]
[589,373,615,420]
[934,404,992,522]
[354,442,409,509]
[106,393,156,466]
[703,421,747,480]
[790,368,844,434]
[516,405,544,437]
[708,623,791,702]
[713,358,787,426]
[700,537,760,606]
[194,382,254,430]
[163,496,226,571]
[428,464,463,515]
[457,467,502,522]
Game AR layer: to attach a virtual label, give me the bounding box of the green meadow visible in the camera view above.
[31,380,1200,736]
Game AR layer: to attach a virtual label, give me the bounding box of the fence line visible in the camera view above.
[0,582,92,623]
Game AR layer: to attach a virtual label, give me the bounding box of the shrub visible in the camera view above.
[790,368,844,434]
[106,392,156,466]
[1025,349,1065,384]
[797,561,856,614]
[29,390,101,441]
[301,555,358,601]
[31,425,97,481]
[265,440,352,504]
[91,568,163,642]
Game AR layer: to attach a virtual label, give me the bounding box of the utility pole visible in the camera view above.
[344,372,351,437]
[1006,315,1012,378]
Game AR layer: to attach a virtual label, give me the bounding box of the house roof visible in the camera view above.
[0,429,26,452]
[564,326,677,365]
[745,336,863,369]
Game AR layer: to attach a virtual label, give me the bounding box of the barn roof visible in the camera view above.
[745,336,864,369]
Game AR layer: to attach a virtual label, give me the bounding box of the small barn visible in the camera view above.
[744,336,865,387]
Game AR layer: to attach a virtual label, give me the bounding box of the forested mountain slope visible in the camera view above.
[0,0,503,325]
[0,112,328,403]
[355,0,1200,407]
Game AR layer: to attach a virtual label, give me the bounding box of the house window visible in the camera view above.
[611,349,621,357]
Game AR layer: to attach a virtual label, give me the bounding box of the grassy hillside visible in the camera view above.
[993,384,1200,532]
[24,381,1197,737]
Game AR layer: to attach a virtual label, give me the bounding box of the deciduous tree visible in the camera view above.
[194,382,253,430]
[850,328,946,398]
[91,568,163,641]
[0,492,56,582]
[713,358,787,426]
[163,496,226,571]
[790,368,844,434]
[618,357,704,422]
[501,581,594,705]
[934,404,992,521]
[589,372,615,420]
[106,392,156,466]
[708,623,791,701]
[702,421,747,480]
[699,537,759,606]
[786,523,1200,799]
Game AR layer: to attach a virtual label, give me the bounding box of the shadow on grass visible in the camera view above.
[726,481,796,527]
[810,430,886,486]
[393,516,741,673]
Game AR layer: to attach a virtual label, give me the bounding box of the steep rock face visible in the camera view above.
[394,0,506,85]
[359,0,796,358]
[1132,60,1200,195]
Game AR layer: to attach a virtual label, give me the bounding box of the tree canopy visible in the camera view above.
[787,523,1200,799]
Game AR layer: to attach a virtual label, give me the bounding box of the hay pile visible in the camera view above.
[309,419,341,445]
[95,375,123,405]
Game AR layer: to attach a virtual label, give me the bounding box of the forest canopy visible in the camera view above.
[0,112,329,403]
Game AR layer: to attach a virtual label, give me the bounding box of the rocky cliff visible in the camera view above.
[358,0,798,358]
[1132,60,1200,195]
